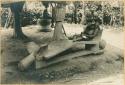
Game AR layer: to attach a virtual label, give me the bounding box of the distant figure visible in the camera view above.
[43,9,52,19]
[77,10,82,24]
[103,13,111,25]
[39,8,52,32]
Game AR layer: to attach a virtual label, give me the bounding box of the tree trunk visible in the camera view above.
[52,4,68,40]
[10,1,27,39]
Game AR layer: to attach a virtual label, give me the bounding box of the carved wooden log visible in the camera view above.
[26,42,40,53]
[36,40,73,60]
[18,42,40,71]
[36,49,104,69]
[18,53,35,71]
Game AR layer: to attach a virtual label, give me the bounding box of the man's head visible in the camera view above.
[87,11,101,25]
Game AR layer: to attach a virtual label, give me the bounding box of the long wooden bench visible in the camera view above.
[35,29,104,69]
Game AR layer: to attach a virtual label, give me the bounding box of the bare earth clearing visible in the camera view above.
[0,24,124,84]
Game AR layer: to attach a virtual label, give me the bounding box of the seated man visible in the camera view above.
[82,22,100,41]
[74,12,102,41]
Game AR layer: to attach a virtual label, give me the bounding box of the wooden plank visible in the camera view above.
[1,1,25,8]
[76,41,99,44]
[35,49,104,69]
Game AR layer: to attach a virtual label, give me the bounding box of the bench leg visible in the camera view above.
[85,43,99,51]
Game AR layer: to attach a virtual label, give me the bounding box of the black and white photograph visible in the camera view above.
[0,0,124,85]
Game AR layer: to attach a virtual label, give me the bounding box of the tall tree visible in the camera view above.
[10,1,27,39]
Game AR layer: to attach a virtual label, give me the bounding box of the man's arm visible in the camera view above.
[85,27,99,38]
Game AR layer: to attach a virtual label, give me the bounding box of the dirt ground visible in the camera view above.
[0,24,124,84]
